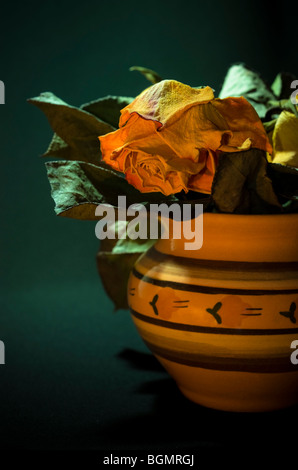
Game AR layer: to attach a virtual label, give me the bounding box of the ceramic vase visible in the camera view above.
[127,213,298,412]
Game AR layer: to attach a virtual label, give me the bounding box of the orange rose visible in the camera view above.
[99,80,272,196]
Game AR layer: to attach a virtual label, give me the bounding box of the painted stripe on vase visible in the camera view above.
[132,267,298,296]
[130,308,298,335]
[141,247,298,282]
[147,246,298,271]
[143,339,297,373]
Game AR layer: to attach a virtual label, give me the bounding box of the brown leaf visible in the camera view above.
[211,149,281,214]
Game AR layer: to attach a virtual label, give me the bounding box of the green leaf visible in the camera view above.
[262,119,277,133]
[211,149,282,214]
[28,92,115,164]
[112,224,157,255]
[45,160,177,219]
[46,160,107,219]
[267,98,298,118]
[271,72,297,100]
[81,95,134,129]
[97,221,156,310]
[129,65,162,84]
[219,63,276,118]
[42,133,75,160]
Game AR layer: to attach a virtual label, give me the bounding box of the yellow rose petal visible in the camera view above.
[237,138,252,150]
[120,80,215,126]
[272,110,298,168]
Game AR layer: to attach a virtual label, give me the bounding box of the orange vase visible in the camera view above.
[127,213,298,412]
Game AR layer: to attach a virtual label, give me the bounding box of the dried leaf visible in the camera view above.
[43,133,74,160]
[97,221,156,310]
[219,63,276,118]
[271,72,297,100]
[96,251,141,310]
[211,149,281,214]
[28,92,115,164]
[267,163,298,201]
[129,66,162,84]
[45,160,177,219]
[81,95,134,129]
[263,119,277,134]
[265,98,298,122]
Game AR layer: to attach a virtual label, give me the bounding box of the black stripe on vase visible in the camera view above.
[143,339,297,373]
[132,267,298,296]
[146,246,298,273]
[130,309,298,335]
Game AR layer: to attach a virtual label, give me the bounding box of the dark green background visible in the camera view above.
[0,0,297,459]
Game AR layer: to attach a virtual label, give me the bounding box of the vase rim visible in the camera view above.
[156,211,298,262]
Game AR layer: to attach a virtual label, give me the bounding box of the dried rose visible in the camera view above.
[99,80,272,196]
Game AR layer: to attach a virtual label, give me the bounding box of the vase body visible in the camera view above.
[127,213,298,412]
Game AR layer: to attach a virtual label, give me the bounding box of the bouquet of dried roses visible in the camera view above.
[29,64,298,309]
